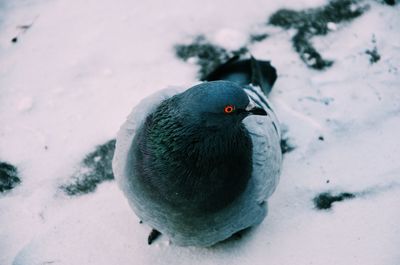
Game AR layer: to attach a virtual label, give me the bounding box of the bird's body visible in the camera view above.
[113,77,281,247]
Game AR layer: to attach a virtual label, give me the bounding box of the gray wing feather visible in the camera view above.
[243,85,282,203]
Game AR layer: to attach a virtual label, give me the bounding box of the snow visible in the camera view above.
[16,97,34,112]
[211,28,248,51]
[326,22,337,31]
[0,0,399,265]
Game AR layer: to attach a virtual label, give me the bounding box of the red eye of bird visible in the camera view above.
[224,105,235,114]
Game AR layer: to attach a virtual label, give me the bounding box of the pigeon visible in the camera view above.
[112,59,282,247]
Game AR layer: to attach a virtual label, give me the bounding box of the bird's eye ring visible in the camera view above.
[224,105,235,114]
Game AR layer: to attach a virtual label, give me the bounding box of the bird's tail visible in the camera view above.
[204,55,277,96]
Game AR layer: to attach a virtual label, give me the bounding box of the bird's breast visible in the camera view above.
[135,124,253,214]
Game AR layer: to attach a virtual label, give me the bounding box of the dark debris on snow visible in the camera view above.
[366,47,381,64]
[365,35,381,64]
[249,33,269,43]
[174,35,247,80]
[313,191,356,210]
[269,0,369,70]
[280,136,296,154]
[60,139,116,196]
[0,161,21,193]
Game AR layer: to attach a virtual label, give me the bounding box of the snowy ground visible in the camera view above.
[1,0,399,264]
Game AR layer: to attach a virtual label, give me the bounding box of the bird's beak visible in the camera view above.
[245,99,267,116]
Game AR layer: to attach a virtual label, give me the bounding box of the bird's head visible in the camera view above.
[179,81,267,128]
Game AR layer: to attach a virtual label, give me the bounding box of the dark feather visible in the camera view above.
[204,57,277,96]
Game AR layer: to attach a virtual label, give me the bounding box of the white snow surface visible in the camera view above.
[0,0,399,265]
